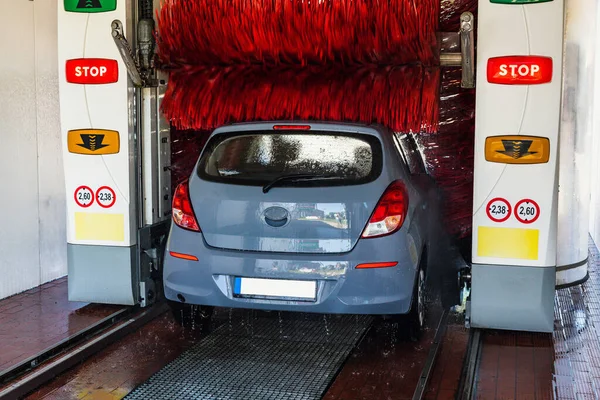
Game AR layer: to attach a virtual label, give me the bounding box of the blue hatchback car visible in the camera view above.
[163,122,438,335]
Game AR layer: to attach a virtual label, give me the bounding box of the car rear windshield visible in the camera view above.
[198,131,382,186]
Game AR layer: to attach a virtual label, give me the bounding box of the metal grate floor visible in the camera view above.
[126,312,372,400]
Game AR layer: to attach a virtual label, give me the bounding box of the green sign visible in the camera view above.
[490,0,552,3]
[64,0,117,13]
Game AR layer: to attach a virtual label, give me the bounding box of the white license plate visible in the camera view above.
[233,277,317,300]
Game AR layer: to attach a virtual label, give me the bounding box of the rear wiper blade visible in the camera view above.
[262,173,340,193]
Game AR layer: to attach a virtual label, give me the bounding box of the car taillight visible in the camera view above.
[272,124,311,130]
[172,180,200,232]
[361,181,408,238]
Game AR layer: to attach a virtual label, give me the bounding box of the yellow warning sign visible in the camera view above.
[68,129,120,155]
[477,226,539,260]
[75,212,124,242]
[485,135,549,164]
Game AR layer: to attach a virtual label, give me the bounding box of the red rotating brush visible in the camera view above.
[157,0,439,68]
[162,65,440,133]
[157,0,440,133]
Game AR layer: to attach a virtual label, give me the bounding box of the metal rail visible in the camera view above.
[0,307,133,385]
[412,309,450,400]
[457,329,483,400]
[0,303,168,400]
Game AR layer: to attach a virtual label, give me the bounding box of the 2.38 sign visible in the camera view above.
[486,198,511,223]
[96,186,116,208]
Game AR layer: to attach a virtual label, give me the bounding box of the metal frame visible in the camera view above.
[109,0,172,307]
[439,12,475,88]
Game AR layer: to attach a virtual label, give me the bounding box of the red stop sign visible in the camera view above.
[487,56,553,85]
[66,58,119,84]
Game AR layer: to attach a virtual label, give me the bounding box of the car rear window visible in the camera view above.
[197,131,382,186]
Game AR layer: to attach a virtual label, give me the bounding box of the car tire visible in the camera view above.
[426,202,462,310]
[407,266,426,341]
[168,300,214,329]
[440,267,461,309]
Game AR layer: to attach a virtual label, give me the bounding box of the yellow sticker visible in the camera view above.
[76,388,129,400]
[68,129,120,155]
[75,212,124,242]
[485,135,550,164]
[477,226,539,260]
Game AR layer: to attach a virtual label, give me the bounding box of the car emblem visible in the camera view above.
[263,206,289,228]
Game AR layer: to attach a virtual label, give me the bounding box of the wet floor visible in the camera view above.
[23,300,455,400]
[424,315,470,400]
[323,301,447,400]
[25,311,202,400]
[552,238,600,398]
[0,277,123,372]
[12,238,600,400]
[475,330,554,399]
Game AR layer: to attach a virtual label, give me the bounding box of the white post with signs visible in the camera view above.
[58,0,138,305]
[471,0,565,332]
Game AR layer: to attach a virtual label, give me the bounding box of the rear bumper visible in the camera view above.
[163,225,421,315]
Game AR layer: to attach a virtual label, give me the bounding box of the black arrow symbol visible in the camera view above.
[76,0,102,9]
[77,134,109,152]
[496,140,537,159]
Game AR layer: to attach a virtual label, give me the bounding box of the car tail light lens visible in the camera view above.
[362,181,408,238]
[272,124,311,130]
[356,262,398,269]
[169,251,199,261]
[172,180,200,232]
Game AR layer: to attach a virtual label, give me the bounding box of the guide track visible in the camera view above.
[0,304,167,400]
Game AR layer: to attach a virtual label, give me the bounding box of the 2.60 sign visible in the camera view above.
[74,186,94,208]
[514,199,540,224]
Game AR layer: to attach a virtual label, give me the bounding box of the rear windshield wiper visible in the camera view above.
[262,173,341,193]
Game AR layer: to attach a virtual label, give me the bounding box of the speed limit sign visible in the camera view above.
[486,198,511,223]
[74,186,94,208]
[514,199,540,224]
